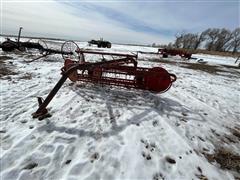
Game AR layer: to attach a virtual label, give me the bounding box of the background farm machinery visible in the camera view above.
[0,27,46,52]
[0,27,74,60]
[158,48,192,59]
[88,38,112,48]
[0,27,191,60]
[32,41,177,119]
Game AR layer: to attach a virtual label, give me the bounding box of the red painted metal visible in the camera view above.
[63,49,176,93]
[33,46,176,119]
[76,49,138,58]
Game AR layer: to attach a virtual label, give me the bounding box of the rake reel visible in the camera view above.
[32,41,176,119]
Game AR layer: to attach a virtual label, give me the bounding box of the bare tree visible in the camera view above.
[204,28,220,51]
[230,28,240,53]
[184,33,199,49]
[167,42,173,48]
[214,28,232,51]
[172,27,239,53]
[174,33,183,48]
[174,33,200,49]
[194,32,207,50]
[182,33,191,49]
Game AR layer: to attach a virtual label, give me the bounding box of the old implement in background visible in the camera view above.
[32,41,176,119]
[0,27,73,61]
[159,48,192,59]
[88,38,111,48]
[0,27,46,52]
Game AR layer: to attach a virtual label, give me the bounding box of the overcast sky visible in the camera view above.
[1,0,239,44]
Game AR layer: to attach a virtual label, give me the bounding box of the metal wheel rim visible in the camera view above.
[61,40,80,61]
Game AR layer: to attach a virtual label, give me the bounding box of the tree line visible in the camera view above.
[166,28,240,53]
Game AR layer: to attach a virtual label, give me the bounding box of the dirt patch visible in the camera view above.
[18,73,33,80]
[0,56,18,78]
[0,69,16,77]
[192,49,240,58]
[183,63,239,78]
[212,127,240,144]
[0,63,17,78]
[203,148,240,174]
[232,127,240,139]
[228,126,240,141]
[209,126,240,174]
[0,55,13,61]
[221,64,240,70]
[161,48,240,58]
[148,58,239,76]
[143,58,179,65]
[24,54,37,59]
[180,63,226,74]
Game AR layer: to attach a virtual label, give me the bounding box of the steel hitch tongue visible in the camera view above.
[32,97,52,120]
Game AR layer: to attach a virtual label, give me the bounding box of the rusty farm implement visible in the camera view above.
[0,27,73,61]
[32,41,177,119]
[0,27,47,52]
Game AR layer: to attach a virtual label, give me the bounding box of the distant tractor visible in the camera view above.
[88,38,111,48]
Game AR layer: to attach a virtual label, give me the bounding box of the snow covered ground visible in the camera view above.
[0,39,240,180]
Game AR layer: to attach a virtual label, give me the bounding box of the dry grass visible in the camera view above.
[203,148,240,173]
[193,49,240,58]
[143,58,239,78]
[203,127,240,178]
[156,59,237,75]
[228,126,240,142]
[232,128,240,140]
[180,63,226,74]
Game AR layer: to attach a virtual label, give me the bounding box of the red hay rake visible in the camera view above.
[32,41,176,119]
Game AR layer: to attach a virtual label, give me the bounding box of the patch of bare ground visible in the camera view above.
[0,56,17,78]
[148,58,239,76]
[0,55,13,61]
[201,127,240,178]
[164,48,240,58]
[212,126,240,144]
[202,128,240,178]
[221,64,240,70]
[18,72,33,80]
[142,58,185,65]
[231,127,240,140]
[227,126,240,142]
[180,63,226,74]
[195,174,208,180]
[193,49,240,58]
[203,148,240,175]
[24,54,37,59]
